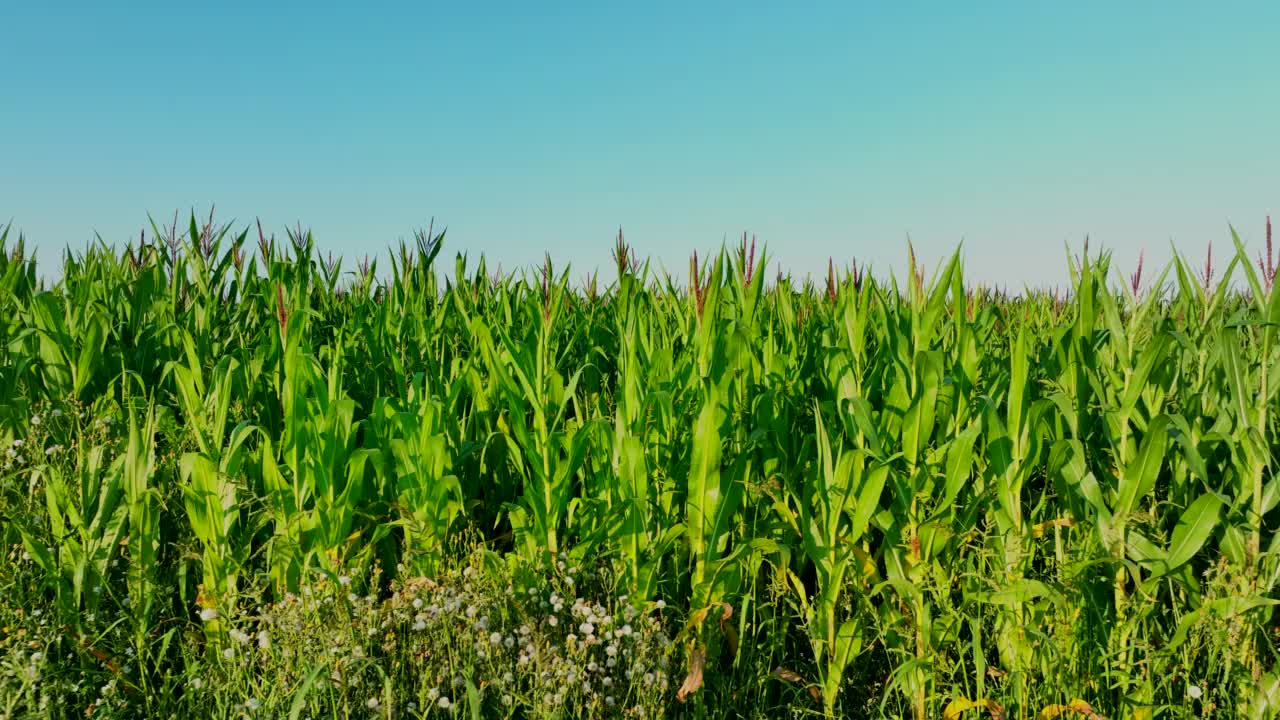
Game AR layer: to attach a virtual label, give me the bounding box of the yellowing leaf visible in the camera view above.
[1038,699,1106,720]
[852,545,878,582]
[1033,517,1077,538]
[945,697,1006,720]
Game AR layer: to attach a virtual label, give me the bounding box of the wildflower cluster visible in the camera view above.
[177,552,674,717]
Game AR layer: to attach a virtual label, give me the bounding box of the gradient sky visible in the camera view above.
[3,1,1277,288]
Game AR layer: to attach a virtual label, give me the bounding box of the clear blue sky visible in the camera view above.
[3,1,1277,288]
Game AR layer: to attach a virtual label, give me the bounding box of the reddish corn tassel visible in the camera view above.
[906,241,925,302]
[1263,215,1275,291]
[689,251,708,319]
[613,227,632,278]
[541,254,553,324]
[257,219,271,265]
[199,205,216,259]
[826,257,837,305]
[276,282,288,336]
[739,232,757,287]
[1130,250,1144,297]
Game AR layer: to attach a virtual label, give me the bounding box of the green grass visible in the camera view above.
[0,215,1277,719]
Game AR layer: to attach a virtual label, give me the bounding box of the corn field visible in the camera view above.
[0,214,1278,719]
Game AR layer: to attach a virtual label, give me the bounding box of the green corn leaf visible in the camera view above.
[1115,415,1171,517]
[1161,492,1223,574]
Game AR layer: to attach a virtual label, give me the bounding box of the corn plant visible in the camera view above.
[2,213,1279,719]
